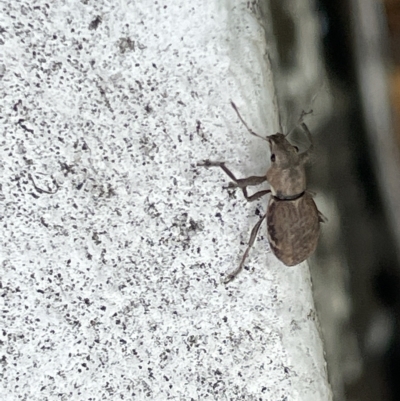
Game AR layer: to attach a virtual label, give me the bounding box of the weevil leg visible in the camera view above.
[286,110,314,162]
[299,109,313,121]
[224,213,267,284]
[197,160,270,201]
[241,187,271,202]
[298,122,314,163]
[300,122,313,147]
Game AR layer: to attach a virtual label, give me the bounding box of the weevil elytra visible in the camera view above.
[199,102,323,283]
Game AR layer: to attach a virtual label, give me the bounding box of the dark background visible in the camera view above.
[317,1,400,400]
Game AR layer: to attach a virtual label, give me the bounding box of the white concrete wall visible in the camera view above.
[0,0,332,399]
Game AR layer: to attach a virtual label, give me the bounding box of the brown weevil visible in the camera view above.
[199,102,324,283]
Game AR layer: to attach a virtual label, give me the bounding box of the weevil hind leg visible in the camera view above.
[197,160,270,202]
[224,213,267,284]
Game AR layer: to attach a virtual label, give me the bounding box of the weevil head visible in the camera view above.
[267,133,300,169]
[266,133,306,198]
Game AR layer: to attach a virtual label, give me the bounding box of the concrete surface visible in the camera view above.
[0,1,332,400]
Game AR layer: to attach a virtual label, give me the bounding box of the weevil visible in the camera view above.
[199,102,324,283]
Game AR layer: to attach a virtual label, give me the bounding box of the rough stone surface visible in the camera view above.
[0,1,332,400]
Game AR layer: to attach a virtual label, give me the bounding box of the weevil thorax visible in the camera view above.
[266,133,307,199]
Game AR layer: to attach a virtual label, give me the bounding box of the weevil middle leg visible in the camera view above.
[198,160,271,282]
[197,160,271,202]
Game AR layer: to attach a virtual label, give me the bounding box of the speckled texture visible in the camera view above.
[0,1,332,400]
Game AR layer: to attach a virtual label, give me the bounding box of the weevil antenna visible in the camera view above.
[285,126,295,138]
[284,109,313,139]
[230,101,268,142]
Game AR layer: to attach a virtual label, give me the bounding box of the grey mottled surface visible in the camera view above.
[0,1,332,400]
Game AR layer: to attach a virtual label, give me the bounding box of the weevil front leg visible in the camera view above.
[224,212,267,283]
[296,110,314,163]
[299,122,313,159]
[197,160,270,202]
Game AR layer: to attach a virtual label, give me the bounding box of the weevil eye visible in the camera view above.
[270,154,276,162]
[294,146,299,152]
